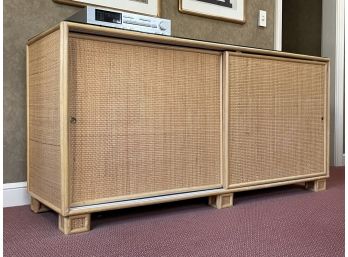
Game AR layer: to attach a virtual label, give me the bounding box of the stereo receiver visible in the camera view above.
[67,6,171,36]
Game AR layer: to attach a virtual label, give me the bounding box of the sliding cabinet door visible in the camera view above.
[68,34,222,206]
[227,52,329,188]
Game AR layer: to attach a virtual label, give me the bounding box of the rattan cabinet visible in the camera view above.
[27,22,330,234]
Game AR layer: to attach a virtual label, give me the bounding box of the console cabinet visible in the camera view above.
[27,22,329,234]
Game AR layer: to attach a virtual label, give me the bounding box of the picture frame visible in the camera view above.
[179,0,246,23]
[54,0,160,17]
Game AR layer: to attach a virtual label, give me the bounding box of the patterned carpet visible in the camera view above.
[4,167,344,257]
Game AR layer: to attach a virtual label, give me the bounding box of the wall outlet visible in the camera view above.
[258,10,267,27]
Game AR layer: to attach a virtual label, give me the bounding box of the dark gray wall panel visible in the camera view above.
[282,0,322,56]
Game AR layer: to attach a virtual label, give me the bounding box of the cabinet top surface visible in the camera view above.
[28,21,329,63]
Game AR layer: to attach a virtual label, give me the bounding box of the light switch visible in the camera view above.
[258,10,267,27]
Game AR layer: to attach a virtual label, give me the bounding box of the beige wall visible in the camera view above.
[163,0,274,48]
[4,0,275,183]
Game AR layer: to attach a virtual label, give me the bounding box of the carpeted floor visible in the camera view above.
[4,167,344,257]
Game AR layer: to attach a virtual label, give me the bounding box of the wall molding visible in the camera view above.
[274,0,282,51]
[334,0,345,166]
[3,182,30,207]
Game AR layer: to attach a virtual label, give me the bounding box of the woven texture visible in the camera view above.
[28,30,61,208]
[4,167,344,257]
[71,217,85,229]
[69,36,221,205]
[228,54,327,186]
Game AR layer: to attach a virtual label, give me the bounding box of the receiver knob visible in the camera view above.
[159,21,168,31]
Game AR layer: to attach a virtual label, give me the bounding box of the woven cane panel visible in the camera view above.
[228,54,326,187]
[71,217,85,229]
[28,30,61,208]
[69,36,221,204]
[28,141,61,206]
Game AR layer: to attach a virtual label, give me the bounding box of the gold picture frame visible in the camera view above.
[179,0,246,24]
[54,0,161,17]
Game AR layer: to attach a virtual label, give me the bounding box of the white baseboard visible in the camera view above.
[3,182,30,207]
[343,154,345,166]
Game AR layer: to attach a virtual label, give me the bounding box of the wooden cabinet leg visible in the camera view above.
[59,214,91,234]
[30,197,50,213]
[209,193,233,209]
[305,179,327,192]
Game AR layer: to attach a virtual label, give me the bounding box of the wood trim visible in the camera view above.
[60,23,70,215]
[228,51,327,66]
[323,62,328,175]
[228,172,327,189]
[53,0,161,17]
[326,62,331,176]
[53,0,86,8]
[222,51,229,189]
[219,53,223,186]
[29,192,62,214]
[323,63,327,175]
[31,197,50,213]
[69,184,223,208]
[63,22,329,62]
[59,213,91,234]
[208,193,233,209]
[305,179,327,192]
[69,188,226,215]
[227,175,329,193]
[178,0,246,24]
[69,32,221,55]
[27,24,60,45]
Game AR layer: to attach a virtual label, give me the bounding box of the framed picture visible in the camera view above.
[54,0,160,16]
[179,0,245,23]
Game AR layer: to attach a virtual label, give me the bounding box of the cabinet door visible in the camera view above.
[227,53,329,188]
[68,34,222,206]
